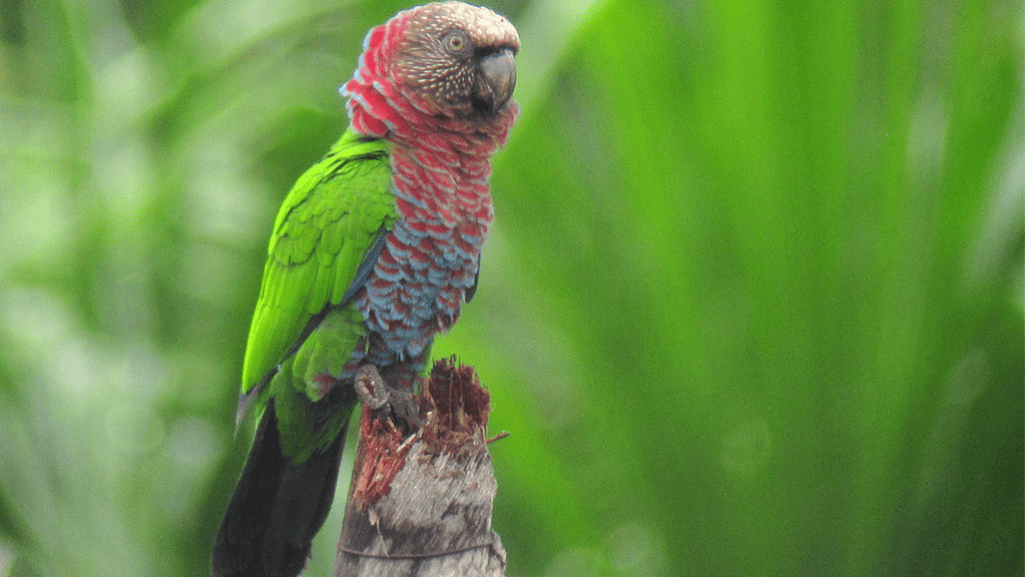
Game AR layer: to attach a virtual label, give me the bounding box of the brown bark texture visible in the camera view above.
[331,358,506,577]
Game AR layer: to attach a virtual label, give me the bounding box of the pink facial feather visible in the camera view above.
[340,2,518,235]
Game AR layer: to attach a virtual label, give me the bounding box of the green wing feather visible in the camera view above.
[240,129,395,405]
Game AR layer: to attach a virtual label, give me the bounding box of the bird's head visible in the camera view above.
[343,2,519,138]
[392,2,519,119]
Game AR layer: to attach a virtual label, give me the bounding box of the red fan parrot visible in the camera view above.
[210,3,519,575]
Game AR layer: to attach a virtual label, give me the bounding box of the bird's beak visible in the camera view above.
[479,49,516,113]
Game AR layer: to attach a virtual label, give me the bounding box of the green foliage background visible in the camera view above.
[0,0,1021,575]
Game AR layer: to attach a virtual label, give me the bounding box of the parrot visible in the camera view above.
[209,3,519,576]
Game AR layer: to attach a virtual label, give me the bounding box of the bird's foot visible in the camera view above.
[354,364,389,409]
[354,364,423,434]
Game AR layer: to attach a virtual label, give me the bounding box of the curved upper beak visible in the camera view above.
[478,49,517,113]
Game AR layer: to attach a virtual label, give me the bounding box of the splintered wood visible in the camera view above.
[333,358,506,577]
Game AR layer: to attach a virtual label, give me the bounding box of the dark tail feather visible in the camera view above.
[211,400,347,577]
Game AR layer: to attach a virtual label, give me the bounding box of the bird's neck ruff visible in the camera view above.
[341,14,519,229]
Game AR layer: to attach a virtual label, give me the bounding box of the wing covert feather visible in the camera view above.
[241,130,395,394]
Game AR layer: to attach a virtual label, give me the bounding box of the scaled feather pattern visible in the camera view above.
[342,2,519,374]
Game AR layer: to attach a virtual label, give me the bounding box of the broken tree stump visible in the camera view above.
[331,358,506,577]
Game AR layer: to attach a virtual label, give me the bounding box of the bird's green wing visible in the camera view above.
[240,129,395,403]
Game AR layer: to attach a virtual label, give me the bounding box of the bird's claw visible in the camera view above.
[354,364,389,410]
[354,364,423,434]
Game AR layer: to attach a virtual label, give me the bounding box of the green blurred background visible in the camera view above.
[0,0,1022,575]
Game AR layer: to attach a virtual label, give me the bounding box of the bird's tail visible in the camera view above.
[211,400,347,577]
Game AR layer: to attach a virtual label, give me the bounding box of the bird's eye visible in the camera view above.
[443,31,470,54]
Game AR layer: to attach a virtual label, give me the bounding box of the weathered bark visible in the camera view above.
[332,359,506,577]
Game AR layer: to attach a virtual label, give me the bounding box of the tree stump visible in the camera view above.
[332,358,506,577]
